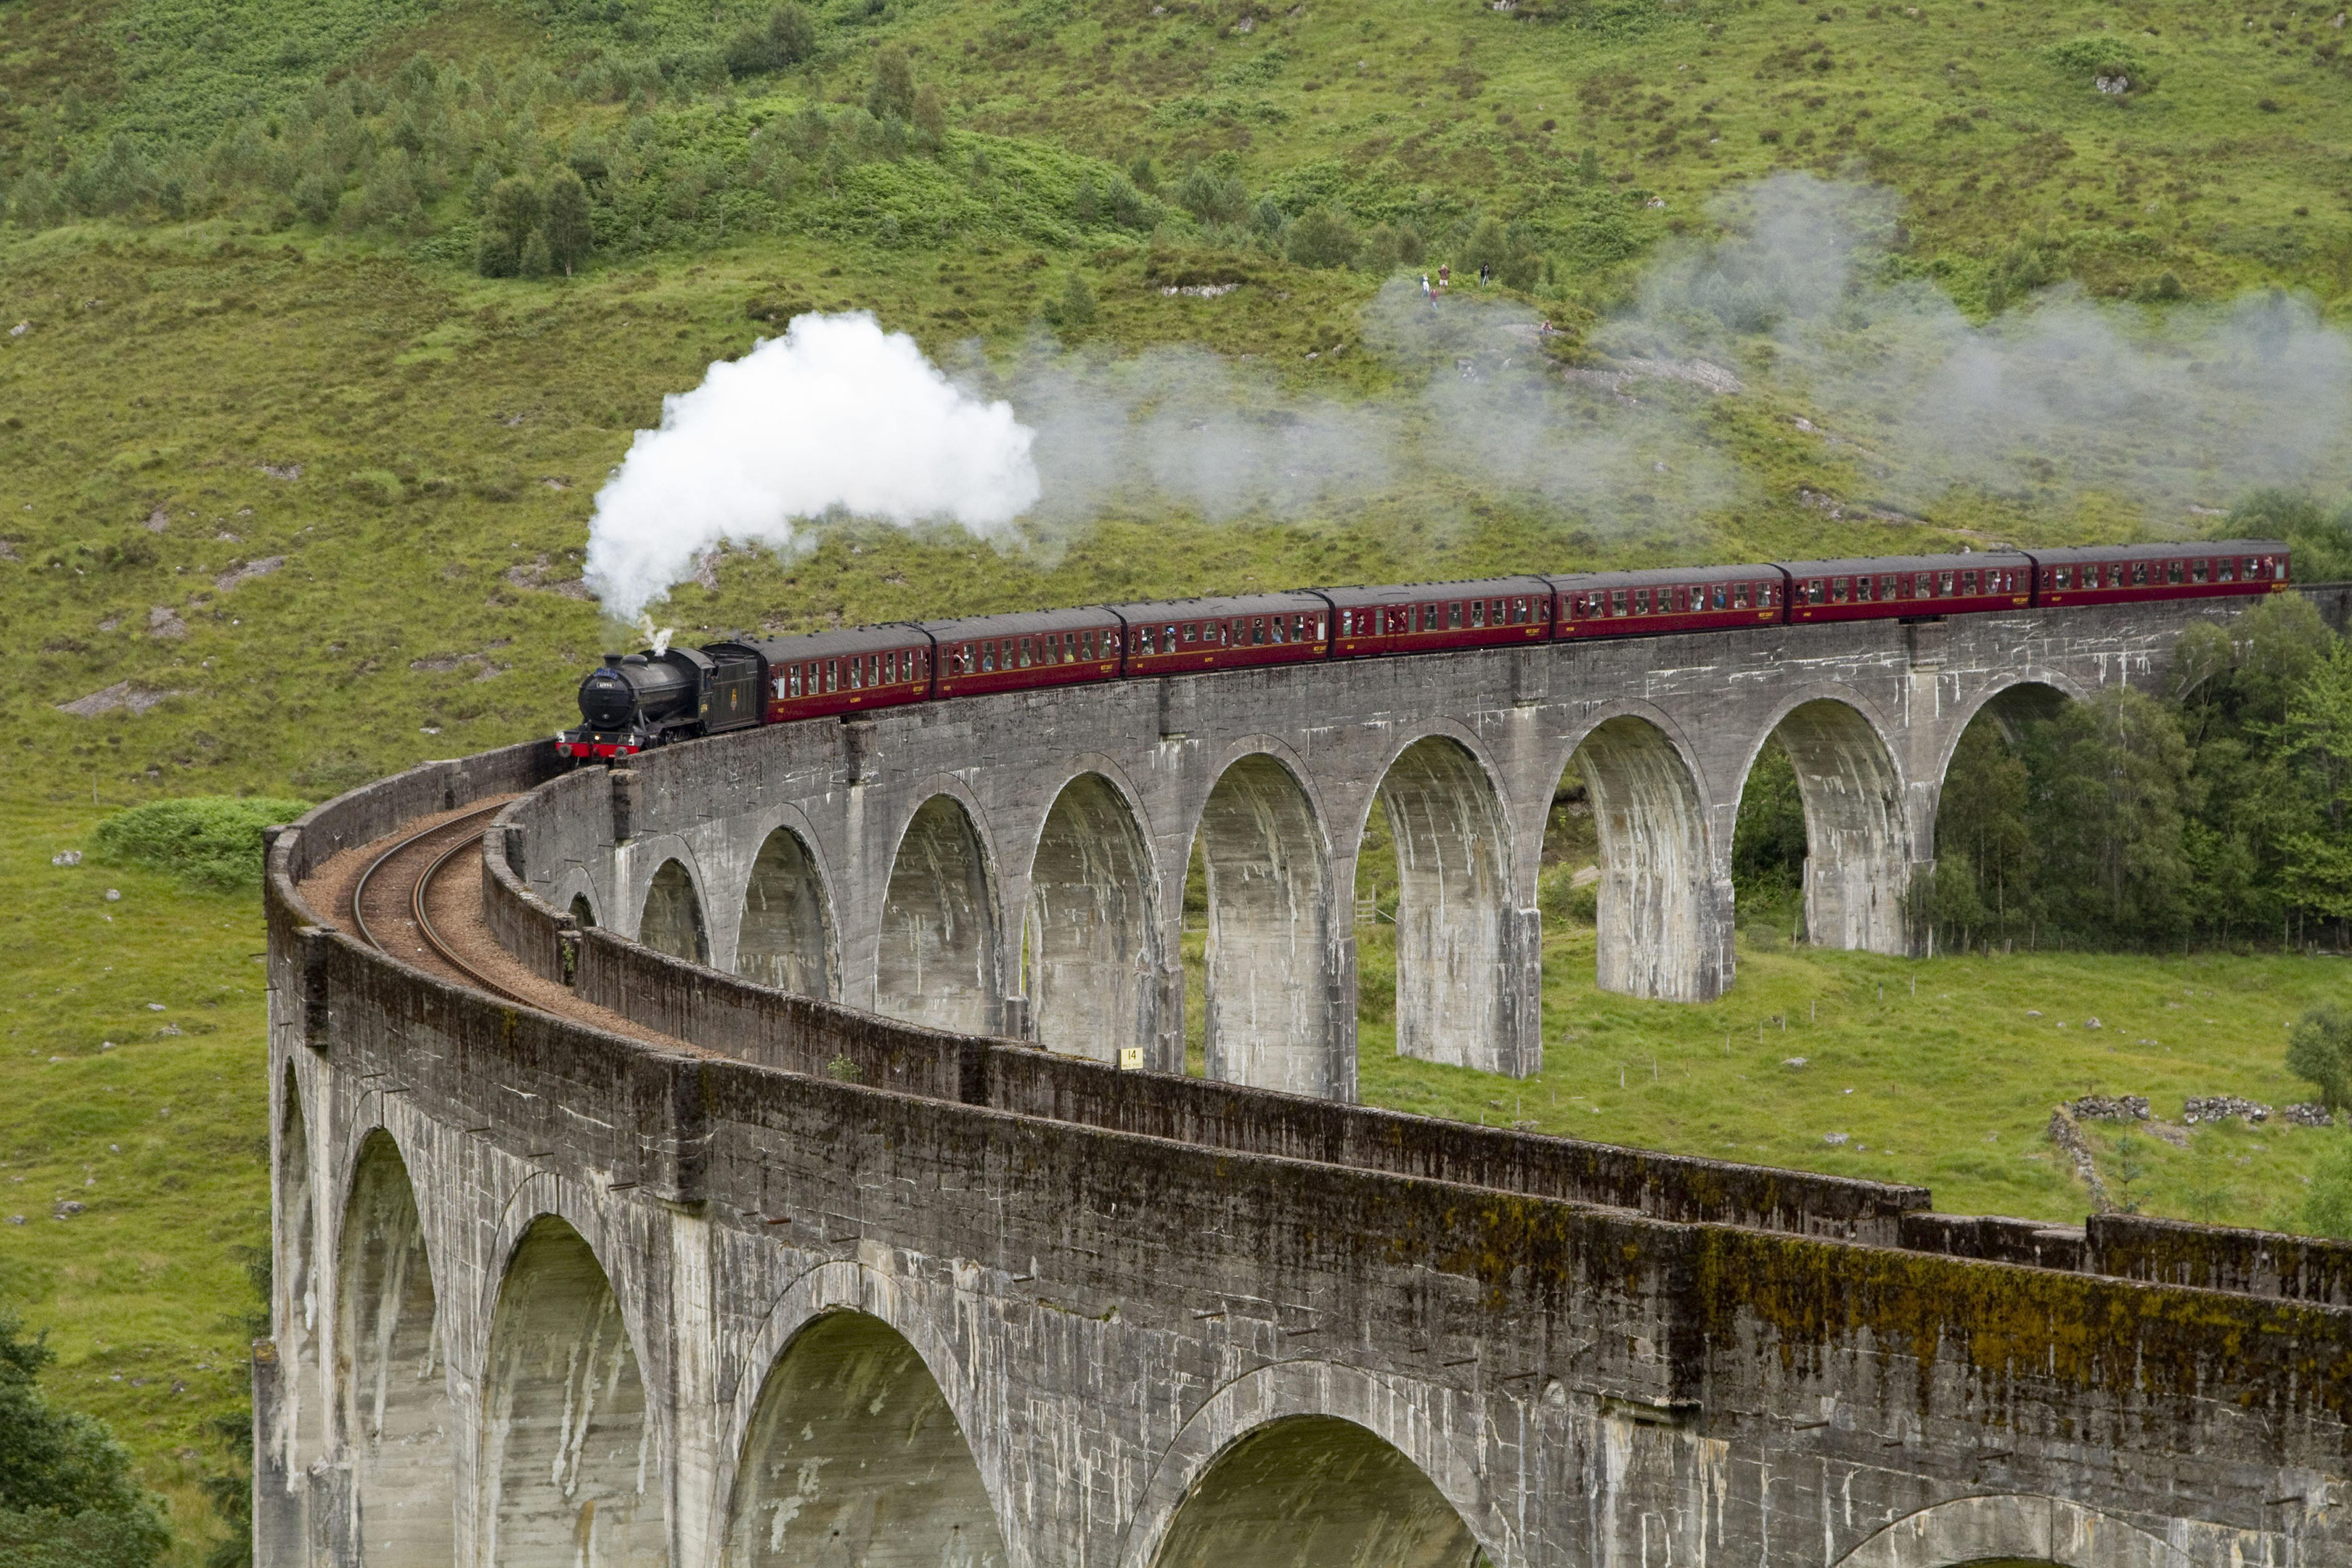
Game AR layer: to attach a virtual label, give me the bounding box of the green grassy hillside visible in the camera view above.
[4,0,2351,1559]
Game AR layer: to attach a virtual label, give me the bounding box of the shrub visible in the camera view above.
[2289,1003,2352,1112]
[2306,1130,2352,1238]
[1284,205,1357,269]
[1175,163,1250,226]
[1461,216,1509,277]
[867,45,915,122]
[724,4,817,77]
[911,83,948,150]
[89,796,311,892]
[0,1312,170,1568]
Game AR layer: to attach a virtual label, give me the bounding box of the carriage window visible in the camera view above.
[2168,560,2184,584]
[2192,559,2208,584]
[977,643,994,672]
[2131,562,2148,586]
[1248,617,1262,645]
[1933,572,1952,595]
[785,669,801,698]
[2220,558,2237,582]
[1957,571,1975,595]
[2054,565,2071,589]
[819,660,834,691]
[1830,577,1850,603]
[1607,589,1625,615]
[1806,580,1824,604]
[1732,582,1750,609]
[1469,600,1485,628]
[1633,588,1651,613]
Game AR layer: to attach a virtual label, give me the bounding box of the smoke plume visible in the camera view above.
[584,173,2352,618]
[583,312,1039,620]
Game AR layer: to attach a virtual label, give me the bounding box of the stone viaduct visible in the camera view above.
[261,592,2352,1568]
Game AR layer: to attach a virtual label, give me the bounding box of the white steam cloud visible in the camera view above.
[583,312,1039,619]
[586,174,2352,618]
[1615,173,2352,515]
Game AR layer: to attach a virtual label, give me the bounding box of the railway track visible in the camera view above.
[348,802,534,1005]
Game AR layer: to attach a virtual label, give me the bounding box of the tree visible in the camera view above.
[1048,270,1095,328]
[540,166,592,275]
[910,83,947,150]
[1936,717,2030,933]
[2027,686,2192,944]
[1174,163,1250,227]
[726,4,817,76]
[1461,216,1509,277]
[1285,205,1358,269]
[476,175,542,277]
[867,45,915,121]
[2229,486,2352,584]
[2287,1003,2352,1111]
[0,1313,168,1568]
[2306,1130,2352,1238]
[518,228,552,278]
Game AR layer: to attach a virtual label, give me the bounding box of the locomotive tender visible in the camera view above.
[558,540,2290,759]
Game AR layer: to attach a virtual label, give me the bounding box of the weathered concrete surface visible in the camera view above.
[260,732,2352,1568]
[516,597,2253,1095]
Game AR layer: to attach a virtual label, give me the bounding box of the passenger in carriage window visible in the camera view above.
[2220,558,2237,582]
[1470,600,1485,627]
[1733,582,1750,609]
[2168,560,2183,584]
[1633,589,1650,613]
[1712,584,1728,610]
[1831,577,1850,603]
[2132,562,2148,586]
[1271,617,1287,644]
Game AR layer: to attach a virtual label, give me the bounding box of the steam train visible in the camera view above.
[558,539,2291,759]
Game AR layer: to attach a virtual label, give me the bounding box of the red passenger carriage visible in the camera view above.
[2033,541,2288,605]
[1549,564,1785,640]
[1116,593,1330,674]
[1779,552,2033,624]
[1323,578,1552,658]
[928,608,1124,700]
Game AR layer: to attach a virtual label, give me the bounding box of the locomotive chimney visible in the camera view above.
[603,653,625,667]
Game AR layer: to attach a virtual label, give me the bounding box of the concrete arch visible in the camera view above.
[335,1130,454,1566]
[878,793,1003,1035]
[1929,671,2088,789]
[1365,734,1517,1074]
[547,864,600,929]
[722,1309,1008,1568]
[640,854,710,965]
[274,1065,324,1486]
[1193,749,1340,1098]
[1832,1495,2189,1568]
[1119,1361,1497,1568]
[1027,770,1161,1063]
[478,1214,665,1568]
[1148,1416,1482,1568]
[1569,711,1728,1002]
[1741,693,1915,955]
[735,823,837,999]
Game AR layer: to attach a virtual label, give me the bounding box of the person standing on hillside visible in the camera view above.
[1438,261,1450,290]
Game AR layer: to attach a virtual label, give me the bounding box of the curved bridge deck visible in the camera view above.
[260,600,2352,1568]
